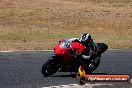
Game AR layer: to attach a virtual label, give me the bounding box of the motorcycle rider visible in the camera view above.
[70,33,99,69]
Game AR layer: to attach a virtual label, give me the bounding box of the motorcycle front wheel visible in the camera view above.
[41,56,58,77]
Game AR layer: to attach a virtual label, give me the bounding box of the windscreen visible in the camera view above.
[59,39,71,49]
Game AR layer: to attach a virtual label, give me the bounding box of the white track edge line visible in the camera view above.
[0,49,130,52]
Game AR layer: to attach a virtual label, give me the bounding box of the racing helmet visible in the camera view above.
[80,33,91,45]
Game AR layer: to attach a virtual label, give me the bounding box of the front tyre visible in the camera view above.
[41,56,58,77]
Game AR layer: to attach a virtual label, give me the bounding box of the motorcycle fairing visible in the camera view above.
[54,39,86,62]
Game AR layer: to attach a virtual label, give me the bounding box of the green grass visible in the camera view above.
[0,0,132,50]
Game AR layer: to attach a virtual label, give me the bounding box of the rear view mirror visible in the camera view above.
[59,41,61,43]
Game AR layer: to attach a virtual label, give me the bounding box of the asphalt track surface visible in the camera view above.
[0,50,132,88]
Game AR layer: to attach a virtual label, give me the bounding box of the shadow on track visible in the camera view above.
[50,73,107,78]
[51,73,77,78]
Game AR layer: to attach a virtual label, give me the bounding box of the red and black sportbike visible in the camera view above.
[41,39,108,77]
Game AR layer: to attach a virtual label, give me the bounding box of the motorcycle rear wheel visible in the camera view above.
[83,58,100,74]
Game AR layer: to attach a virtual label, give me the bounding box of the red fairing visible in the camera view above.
[71,42,85,54]
[54,44,73,62]
[54,44,72,56]
[54,39,86,62]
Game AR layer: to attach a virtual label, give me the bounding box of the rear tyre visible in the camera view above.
[83,57,100,74]
[41,56,58,77]
[97,43,108,55]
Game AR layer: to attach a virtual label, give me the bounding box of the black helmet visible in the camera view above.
[80,33,91,45]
